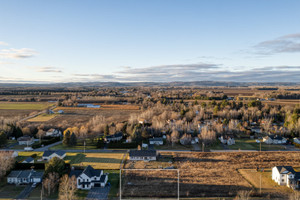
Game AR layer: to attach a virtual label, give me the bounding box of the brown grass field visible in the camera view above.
[123,151,300,199]
[26,105,141,127]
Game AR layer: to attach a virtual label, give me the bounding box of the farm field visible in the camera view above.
[124,151,300,199]
[64,152,126,169]
[27,113,58,122]
[0,102,53,110]
[27,105,141,127]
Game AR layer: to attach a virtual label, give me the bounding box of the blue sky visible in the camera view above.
[0,0,300,83]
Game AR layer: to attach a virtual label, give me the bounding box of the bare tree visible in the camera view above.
[43,172,60,196]
[0,151,15,180]
[289,191,300,200]
[171,128,180,146]
[58,175,77,200]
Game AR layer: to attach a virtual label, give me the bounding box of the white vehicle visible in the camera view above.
[256,139,261,143]
[32,183,37,188]
[24,147,33,151]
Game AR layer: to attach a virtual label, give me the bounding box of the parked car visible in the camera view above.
[32,183,37,188]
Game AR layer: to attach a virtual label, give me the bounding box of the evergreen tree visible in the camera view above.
[0,131,7,147]
[69,132,77,146]
[63,130,71,146]
[104,125,109,136]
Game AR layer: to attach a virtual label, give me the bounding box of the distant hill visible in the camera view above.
[0,81,299,88]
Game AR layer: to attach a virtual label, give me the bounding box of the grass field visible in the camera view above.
[239,169,292,198]
[64,152,126,169]
[228,139,286,151]
[27,113,58,122]
[0,102,53,110]
[0,184,26,199]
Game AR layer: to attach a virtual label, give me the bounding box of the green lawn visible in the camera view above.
[10,141,40,150]
[64,152,125,169]
[0,102,53,110]
[50,139,97,150]
[0,184,26,199]
[228,139,286,151]
[106,170,120,199]
[154,143,194,150]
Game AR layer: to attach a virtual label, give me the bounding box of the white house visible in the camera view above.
[272,166,300,189]
[294,138,300,144]
[129,150,157,161]
[219,136,235,145]
[69,165,108,190]
[105,132,123,142]
[149,138,163,145]
[263,135,287,144]
[17,136,34,145]
[46,129,62,137]
[7,170,44,185]
[42,150,66,161]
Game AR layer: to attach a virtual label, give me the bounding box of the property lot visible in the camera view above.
[228,139,286,151]
[27,113,58,122]
[125,152,300,199]
[64,152,125,169]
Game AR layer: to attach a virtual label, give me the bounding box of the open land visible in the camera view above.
[123,151,300,199]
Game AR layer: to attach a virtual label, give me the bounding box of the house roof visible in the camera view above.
[268,135,285,140]
[43,150,66,157]
[129,150,157,157]
[149,138,163,142]
[106,132,123,139]
[17,136,33,141]
[69,170,83,178]
[31,171,44,178]
[100,174,107,182]
[7,170,21,178]
[23,157,34,163]
[275,166,296,174]
[82,165,102,178]
[8,170,43,179]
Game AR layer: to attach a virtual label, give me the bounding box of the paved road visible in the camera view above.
[16,184,34,200]
[86,186,111,200]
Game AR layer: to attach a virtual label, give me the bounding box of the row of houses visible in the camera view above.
[7,165,108,190]
[263,135,287,144]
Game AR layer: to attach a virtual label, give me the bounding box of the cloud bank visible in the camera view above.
[254,33,300,54]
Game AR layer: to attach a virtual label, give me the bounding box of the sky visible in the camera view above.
[0,0,300,83]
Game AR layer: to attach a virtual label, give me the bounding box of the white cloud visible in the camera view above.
[0,41,9,46]
[0,48,37,59]
[36,67,62,73]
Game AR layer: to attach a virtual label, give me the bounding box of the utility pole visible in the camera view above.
[84,140,86,153]
[260,172,262,195]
